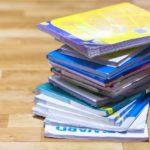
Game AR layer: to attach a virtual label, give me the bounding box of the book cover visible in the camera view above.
[38,3,150,58]
[49,75,150,100]
[60,45,149,67]
[36,82,146,113]
[44,99,149,132]
[44,124,148,141]
[47,48,150,79]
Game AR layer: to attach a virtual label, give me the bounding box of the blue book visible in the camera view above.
[47,48,150,80]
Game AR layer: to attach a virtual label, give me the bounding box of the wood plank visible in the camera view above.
[0,115,8,128]
[0,100,33,114]
[0,127,41,142]
[0,70,50,90]
[8,114,43,127]
[0,142,123,150]
[123,143,150,150]
[0,142,48,150]
[47,142,123,150]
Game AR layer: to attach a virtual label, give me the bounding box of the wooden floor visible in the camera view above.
[0,0,150,149]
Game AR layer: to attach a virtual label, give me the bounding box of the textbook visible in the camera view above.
[33,94,149,130]
[44,124,148,141]
[44,98,149,132]
[51,62,150,88]
[33,102,117,125]
[44,102,148,132]
[49,75,150,101]
[35,82,146,114]
[33,98,135,126]
[59,74,150,97]
[33,96,141,126]
[60,45,149,67]
[48,76,110,107]
[52,68,150,93]
[47,48,150,80]
[38,3,150,58]
[51,66,150,94]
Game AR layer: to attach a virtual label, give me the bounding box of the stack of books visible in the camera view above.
[33,3,150,141]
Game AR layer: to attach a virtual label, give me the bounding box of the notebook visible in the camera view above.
[49,75,150,101]
[44,97,149,132]
[44,124,148,141]
[47,48,150,80]
[60,45,149,67]
[51,62,150,87]
[33,96,139,126]
[38,3,150,58]
[33,94,148,128]
[53,69,150,94]
[35,82,146,115]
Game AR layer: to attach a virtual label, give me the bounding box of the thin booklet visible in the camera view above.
[44,124,148,141]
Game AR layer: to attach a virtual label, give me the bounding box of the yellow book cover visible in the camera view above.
[38,3,150,58]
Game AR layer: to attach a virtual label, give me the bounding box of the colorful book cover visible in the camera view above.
[34,95,138,125]
[38,3,150,58]
[33,94,148,128]
[35,82,146,116]
[52,68,150,95]
[49,74,150,100]
[51,62,150,88]
[60,45,149,67]
[44,124,148,141]
[44,99,149,132]
[47,48,150,80]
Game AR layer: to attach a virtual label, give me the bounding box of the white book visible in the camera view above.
[44,124,148,141]
[33,102,114,125]
[33,99,149,132]
[44,102,149,132]
[34,94,138,125]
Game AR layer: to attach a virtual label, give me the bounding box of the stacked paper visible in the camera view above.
[33,2,150,141]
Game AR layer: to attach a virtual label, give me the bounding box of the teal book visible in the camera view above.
[35,82,146,117]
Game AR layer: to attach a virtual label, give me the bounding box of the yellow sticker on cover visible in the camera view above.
[102,107,113,114]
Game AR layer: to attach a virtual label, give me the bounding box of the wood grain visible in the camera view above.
[0,0,150,149]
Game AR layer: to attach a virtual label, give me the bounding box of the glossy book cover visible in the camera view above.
[47,48,150,80]
[38,3,150,58]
